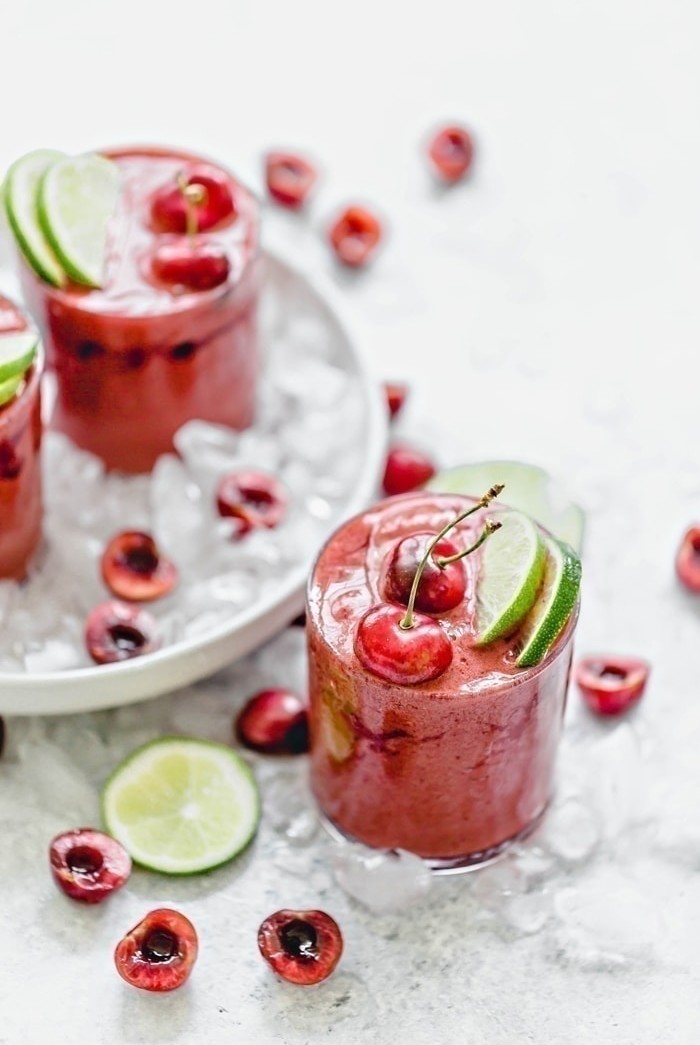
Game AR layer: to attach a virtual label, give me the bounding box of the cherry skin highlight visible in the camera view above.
[114,908,199,992]
[50,828,132,904]
[85,601,159,665]
[101,531,178,602]
[151,242,230,292]
[216,469,288,538]
[329,206,382,267]
[355,603,453,684]
[384,532,467,613]
[382,444,436,496]
[575,656,650,717]
[265,152,318,208]
[257,909,343,986]
[427,125,475,182]
[675,526,700,593]
[236,688,309,755]
[151,164,236,233]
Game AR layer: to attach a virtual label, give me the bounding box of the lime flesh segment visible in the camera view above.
[0,331,38,382]
[0,373,23,407]
[426,460,585,553]
[38,153,120,288]
[515,536,581,667]
[102,737,260,875]
[3,149,66,287]
[474,509,546,645]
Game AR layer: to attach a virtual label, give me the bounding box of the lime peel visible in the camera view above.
[3,149,67,287]
[102,736,260,875]
[515,536,581,668]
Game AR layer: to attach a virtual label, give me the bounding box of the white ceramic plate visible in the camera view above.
[0,250,387,715]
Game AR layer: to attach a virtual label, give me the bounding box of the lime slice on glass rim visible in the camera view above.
[515,535,581,667]
[3,149,66,287]
[0,373,23,407]
[0,330,38,383]
[474,509,546,645]
[38,152,120,288]
[426,460,585,553]
[102,737,260,875]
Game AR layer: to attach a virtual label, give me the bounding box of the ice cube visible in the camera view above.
[332,842,431,912]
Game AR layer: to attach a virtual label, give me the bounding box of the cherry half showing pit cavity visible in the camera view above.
[49,828,132,904]
[216,469,288,539]
[265,151,318,208]
[114,908,199,992]
[101,531,178,602]
[85,601,159,665]
[257,908,343,986]
[575,655,651,717]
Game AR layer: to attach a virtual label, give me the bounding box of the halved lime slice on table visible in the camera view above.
[3,149,66,287]
[38,152,120,288]
[474,510,545,645]
[426,460,585,553]
[0,330,38,383]
[515,536,581,667]
[102,737,260,875]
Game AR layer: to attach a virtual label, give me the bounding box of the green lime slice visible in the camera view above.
[474,509,546,645]
[426,460,585,553]
[0,331,38,383]
[38,153,120,288]
[515,536,581,667]
[3,149,66,287]
[102,737,260,875]
[0,373,23,407]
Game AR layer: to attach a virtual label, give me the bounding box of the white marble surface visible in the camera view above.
[1,1,700,1042]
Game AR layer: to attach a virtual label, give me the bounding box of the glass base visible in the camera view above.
[321,804,547,876]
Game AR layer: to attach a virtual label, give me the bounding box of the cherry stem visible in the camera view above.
[434,520,502,566]
[399,483,505,630]
[176,173,206,245]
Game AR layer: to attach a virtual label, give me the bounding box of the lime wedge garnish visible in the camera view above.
[0,373,23,407]
[426,460,585,553]
[515,536,581,667]
[0,330,38,383]
[3,149,66,287]
[102,737,260,875]
[38,153,120,288]
[474,509,545,645]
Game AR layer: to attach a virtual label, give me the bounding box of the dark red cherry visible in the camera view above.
[384,532,466,613]
[151,242,230,292]
[427,125,475,182]
[216,469,288,538]
[114,908,198,992]
[382,444,436,496]
[85,601,159,665]
[236,688,309,755]
[150,164,235,233]
[265,151,317,208]
[329,206,382,267]
[49,828,131,903]
[575,656,650,717]
[354,603,452,684]
[383,381,408,421]
[675,526,700,593]
[258,909,343,986]
[101,531,178,602]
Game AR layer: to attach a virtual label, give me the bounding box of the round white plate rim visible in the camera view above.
[0,248,387,716]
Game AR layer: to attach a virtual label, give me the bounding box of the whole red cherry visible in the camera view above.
[151,164,236,233]
[329,206,382,268]
[382,444,436,496]
[427,125,475,182]
[383,532,466,613]
[354,603,453,684]
[675,526,700,593]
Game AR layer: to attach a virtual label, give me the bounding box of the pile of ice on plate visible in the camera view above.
[0,282,366,672]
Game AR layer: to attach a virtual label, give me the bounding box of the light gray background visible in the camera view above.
[1,2,698,1043]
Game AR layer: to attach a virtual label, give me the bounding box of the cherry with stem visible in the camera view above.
[356,484,504,684]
